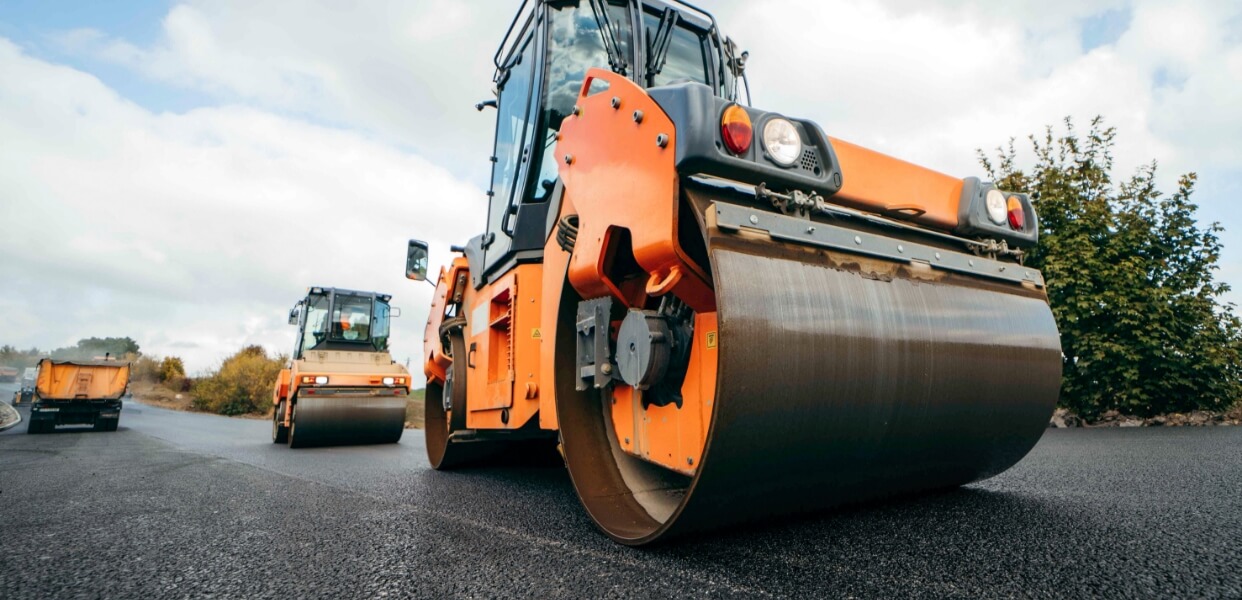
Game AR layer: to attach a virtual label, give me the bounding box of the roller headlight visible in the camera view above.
[985,189,1008,224]
[314,376,328,385]
[762,118,802,167]
[382,377,395,386]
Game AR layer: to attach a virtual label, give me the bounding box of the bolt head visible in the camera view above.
[610,96,621,109]
[749,214,759,224]
[632,110,644,123]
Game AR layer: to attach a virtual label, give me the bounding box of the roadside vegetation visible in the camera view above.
[128,343,427,427]
[191,346,285,416]
[981,117,1242,419]
[406,388,425,429]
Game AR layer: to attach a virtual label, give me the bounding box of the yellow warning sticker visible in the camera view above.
[532,328,542,339]
[705,331,717,348]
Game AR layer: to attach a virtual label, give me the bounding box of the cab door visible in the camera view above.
[482,23,542,277]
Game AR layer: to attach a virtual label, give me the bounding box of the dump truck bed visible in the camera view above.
[28,359,129,434]
[35,359,130,401]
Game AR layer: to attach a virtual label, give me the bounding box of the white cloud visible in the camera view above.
[719,0,1241,306]
[0,38,484,374]
[56,0,518,184]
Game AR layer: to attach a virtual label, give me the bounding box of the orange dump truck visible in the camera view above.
[27,358,130,434]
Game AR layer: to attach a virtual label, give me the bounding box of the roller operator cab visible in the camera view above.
[271,287,412,448]
[407,0,1061,546]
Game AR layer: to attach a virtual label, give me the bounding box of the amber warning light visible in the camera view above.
[721,104,752,155]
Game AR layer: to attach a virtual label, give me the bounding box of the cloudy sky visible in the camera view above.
[1,0,1239,378]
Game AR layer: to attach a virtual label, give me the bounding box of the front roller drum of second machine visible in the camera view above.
[289,393,407,448]
[556,188,1064,545]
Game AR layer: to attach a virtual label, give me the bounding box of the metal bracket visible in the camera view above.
[756,183,826,219]
[713,202,1045,288]
[576,297,616,391]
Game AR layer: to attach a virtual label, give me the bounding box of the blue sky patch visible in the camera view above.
[0,0,210,114]
[0,0,171,47]
[1081,7,1132,52]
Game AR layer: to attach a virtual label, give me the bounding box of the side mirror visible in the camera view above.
[288,307,299,326]
[406,239,430,281]
[391,307,402,317]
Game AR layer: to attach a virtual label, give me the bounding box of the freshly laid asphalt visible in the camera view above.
[1,384,1239,599]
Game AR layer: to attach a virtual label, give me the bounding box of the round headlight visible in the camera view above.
[762,118,802,167]
[985,189,1007,224]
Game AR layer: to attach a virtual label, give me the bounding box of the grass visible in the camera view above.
[405,388,425,429]
[132,380,429,429]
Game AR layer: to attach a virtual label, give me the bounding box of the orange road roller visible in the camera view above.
[272,287,412,448]
[406,0,1060,545]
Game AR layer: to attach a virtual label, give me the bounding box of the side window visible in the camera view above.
[642,11,710,88]
[302,295,329,354]
[371,301,391,351]
[487,35,538,242]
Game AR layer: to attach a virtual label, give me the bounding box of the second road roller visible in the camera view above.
[272,287,412,448]
[406,0,1061,545]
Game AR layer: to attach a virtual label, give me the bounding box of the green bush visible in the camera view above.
[192,346,286,416]
[159,356,186,382]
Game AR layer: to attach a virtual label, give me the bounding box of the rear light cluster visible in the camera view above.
[381,376,408,386]
[985,189,1027,231]
[720,104,752,155]
[300,375,329,385]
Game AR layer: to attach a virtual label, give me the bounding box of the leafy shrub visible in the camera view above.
[159,356,186,382]
[981,117,1242,417]
[192,346,286,415]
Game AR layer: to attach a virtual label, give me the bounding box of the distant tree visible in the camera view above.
[0,345,45,369]
[51,337,141,360]
[980,117,1242,417]
[159,356,186,382]
[237,345,267,359]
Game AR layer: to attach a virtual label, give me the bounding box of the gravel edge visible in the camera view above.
[0,400,22,431]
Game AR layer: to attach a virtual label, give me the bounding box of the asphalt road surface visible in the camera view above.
[1,386,1239,599]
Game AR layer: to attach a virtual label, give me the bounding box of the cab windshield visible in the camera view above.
[331,294,374,342]
[529,2,718,203]
[303,293,391,352]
